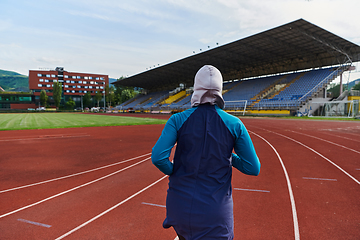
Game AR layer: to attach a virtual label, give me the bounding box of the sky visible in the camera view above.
[1,0,360,84]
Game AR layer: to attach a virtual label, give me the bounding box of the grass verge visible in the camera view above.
[0,113,168,131]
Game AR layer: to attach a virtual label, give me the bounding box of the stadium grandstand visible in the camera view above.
[112,19,360,116]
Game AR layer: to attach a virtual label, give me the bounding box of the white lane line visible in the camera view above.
[0,134,90,142]
[17,218,52,228]
[141,202,166,208]
[288,130,360,155]
[0,157,151,219]
[269,130,360,185]
[0,153,151,194]
[250,131,300,240]
[319,131,360,143]
[54,175,168,240]
[234,188,270,193]
[302,177,337,181]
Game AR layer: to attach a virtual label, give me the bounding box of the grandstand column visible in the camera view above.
[340,73,343,96]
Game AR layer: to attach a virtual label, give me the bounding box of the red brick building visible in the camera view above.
[29,67,109,107]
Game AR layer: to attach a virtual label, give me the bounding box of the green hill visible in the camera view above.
[0,69,29,92]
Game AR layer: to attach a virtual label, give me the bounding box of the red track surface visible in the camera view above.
[0,115,359,239]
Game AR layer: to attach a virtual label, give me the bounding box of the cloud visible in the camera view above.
[0,19,12,31]
[35,57,64,65]
[66,10,111,21]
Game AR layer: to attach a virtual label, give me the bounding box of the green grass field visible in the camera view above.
[0,113,168,131]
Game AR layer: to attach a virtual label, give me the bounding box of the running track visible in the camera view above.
[0,114,359,239]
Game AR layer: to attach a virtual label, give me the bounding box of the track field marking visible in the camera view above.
[0,134,90,142]
[141,202,166,208]
[318,131,360,143]
[54,175,168,240]
[17,218,52,228]
[263,129,360,185]
[288,130,360,154]
[320,128,360,138]
[0,157,151,219]
[0,153,151,193]
[249,131,300,240]
[302,177,337,181]
[234,188,270,193]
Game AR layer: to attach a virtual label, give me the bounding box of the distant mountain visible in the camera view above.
[109,78,117,87]
[346,78,360,89]
[0,69,29,92]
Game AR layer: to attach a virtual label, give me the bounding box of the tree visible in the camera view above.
[83,92,92,107]
[105,85,115,107]
[353,82,360,91]
[121,89,133,102]
[114,86,123,105]
[53,81,62,109]
[95,91,103,107]
[39,89,48,107]
[65,97,75,110]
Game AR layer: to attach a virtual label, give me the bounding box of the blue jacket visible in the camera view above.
[152,104,260,239]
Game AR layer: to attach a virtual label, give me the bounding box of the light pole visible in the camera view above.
[81,94,83,111]
[103,82,106,110]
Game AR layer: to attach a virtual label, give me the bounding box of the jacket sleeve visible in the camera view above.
[151,117,177,175]
[232,123,260,176]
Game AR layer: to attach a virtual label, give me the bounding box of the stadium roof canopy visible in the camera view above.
[113,19,360,91]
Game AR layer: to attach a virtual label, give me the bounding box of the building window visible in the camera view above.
[85,86,88,89]
[90,81,94,84]
[78,81,82,84]
[38,84,42,87]
[71,81,75,83]
[100,77,104,80]
[73,86,76,88]
[51,74,56,78]
[96,77,99,80]
[65,85,69,88]
[46,74,50,77]
[66,80,70,83]
[77,86,81,88]
[46,85,51,87]
[65,75,69,78]
[53,80,57,82]
[72,76,76,79]
[96,86,99,89]
[39,79,44,82]
[45,79,49,82]
[72,90,75,93]
[89,86,93,89]
[66,90,70,93]
[77,76,81,79]
[37,73,42,77]
[83,81,87,84]
[100,86,103,89]
[84,76,88,79]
